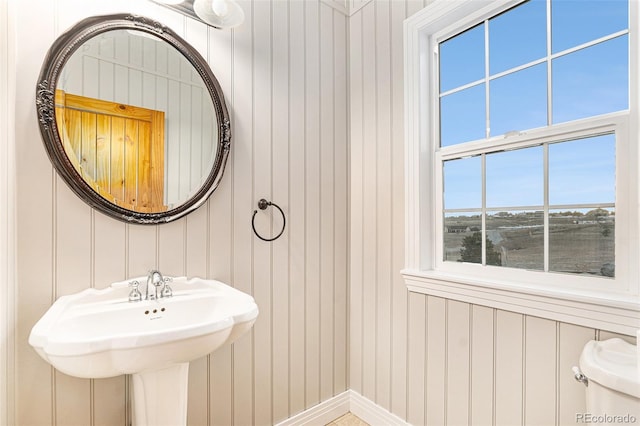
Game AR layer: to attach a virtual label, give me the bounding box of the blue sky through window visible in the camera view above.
[439,24,484,93]
[440,0,627,213]
[440,84,485,145]
[552,35,629,123]
[489,0,546,75]
[444,156,481,209]
[490,63,547,136]
[439,0,629,146]
[549,135,615,205]
[486,147,544,207]
[552,0,628,53]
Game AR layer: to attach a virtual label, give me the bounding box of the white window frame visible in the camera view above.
[403,0,640,335]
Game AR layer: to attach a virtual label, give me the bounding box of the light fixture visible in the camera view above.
[193,0,245,29]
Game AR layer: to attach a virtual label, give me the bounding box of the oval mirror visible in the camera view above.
[36,14,230,224]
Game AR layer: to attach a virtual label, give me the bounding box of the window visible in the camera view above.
[404,0,639,334]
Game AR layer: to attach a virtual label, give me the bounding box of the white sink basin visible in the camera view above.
[30,276,258,378]
[29,276,258,426]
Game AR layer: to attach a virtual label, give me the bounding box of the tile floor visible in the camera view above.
[326,412,369,426]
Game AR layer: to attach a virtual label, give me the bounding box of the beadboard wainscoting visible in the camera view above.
[1,0,17,424]
[14,0,348,425]
[348,1,636,426]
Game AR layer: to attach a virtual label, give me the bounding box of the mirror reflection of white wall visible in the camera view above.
[59,29,218,208]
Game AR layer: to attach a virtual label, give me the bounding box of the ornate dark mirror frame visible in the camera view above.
[36,13,231,224]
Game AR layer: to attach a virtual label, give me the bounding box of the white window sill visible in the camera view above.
[402,268,640,336]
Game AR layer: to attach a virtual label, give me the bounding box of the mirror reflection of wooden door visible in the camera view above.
[55,90,166,213]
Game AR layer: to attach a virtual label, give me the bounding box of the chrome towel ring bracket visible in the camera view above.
[252,199,286,242]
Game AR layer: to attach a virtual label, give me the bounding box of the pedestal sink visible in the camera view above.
[29,276,259,426]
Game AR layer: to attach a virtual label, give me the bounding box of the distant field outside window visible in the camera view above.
[442,134,616,276]
[442,134,617,276]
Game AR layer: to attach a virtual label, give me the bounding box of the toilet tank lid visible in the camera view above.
[579,338,639,398]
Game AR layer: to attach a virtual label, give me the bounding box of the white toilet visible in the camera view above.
[576,338,640,423]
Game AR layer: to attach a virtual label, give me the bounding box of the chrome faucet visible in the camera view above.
[128,270,173,302]
[146,270,164,300]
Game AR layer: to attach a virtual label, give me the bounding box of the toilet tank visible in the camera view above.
[579,338,640,423]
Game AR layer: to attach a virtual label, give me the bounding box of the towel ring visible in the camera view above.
[252,199,286,242]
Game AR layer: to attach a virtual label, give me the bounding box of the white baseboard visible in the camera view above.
[348,391,409,426]
[274,390,409,426]
[274,391,350,426]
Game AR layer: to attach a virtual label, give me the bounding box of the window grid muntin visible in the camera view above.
[437,0,630,146]
[438,30,629,99]
[484,21,490,140]
[429,0,633,290]
[440,127,617,276]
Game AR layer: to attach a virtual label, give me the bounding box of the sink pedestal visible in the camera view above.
[131,363,190,426]
[29,276,259,426]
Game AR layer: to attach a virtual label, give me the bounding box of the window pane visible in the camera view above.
[486,146,543,207]
[444,156,482,209]
[489,0,546,75]
[444,213,482,263]
[487,210,544,270]
[440,24,485,93]
[489,63,547,136]
[552,0,628,53]
[552,35,628,124]
[549,208,615,277]
[549,135,615,205]
[440,84,486,146]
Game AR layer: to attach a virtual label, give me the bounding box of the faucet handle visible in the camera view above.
[128,280,142,302]
[161,277,173,298]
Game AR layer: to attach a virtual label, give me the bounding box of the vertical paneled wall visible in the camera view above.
[1,0,17,424]
[348,1,637,425]
[12,0,638,425]
[14,0,348,425]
